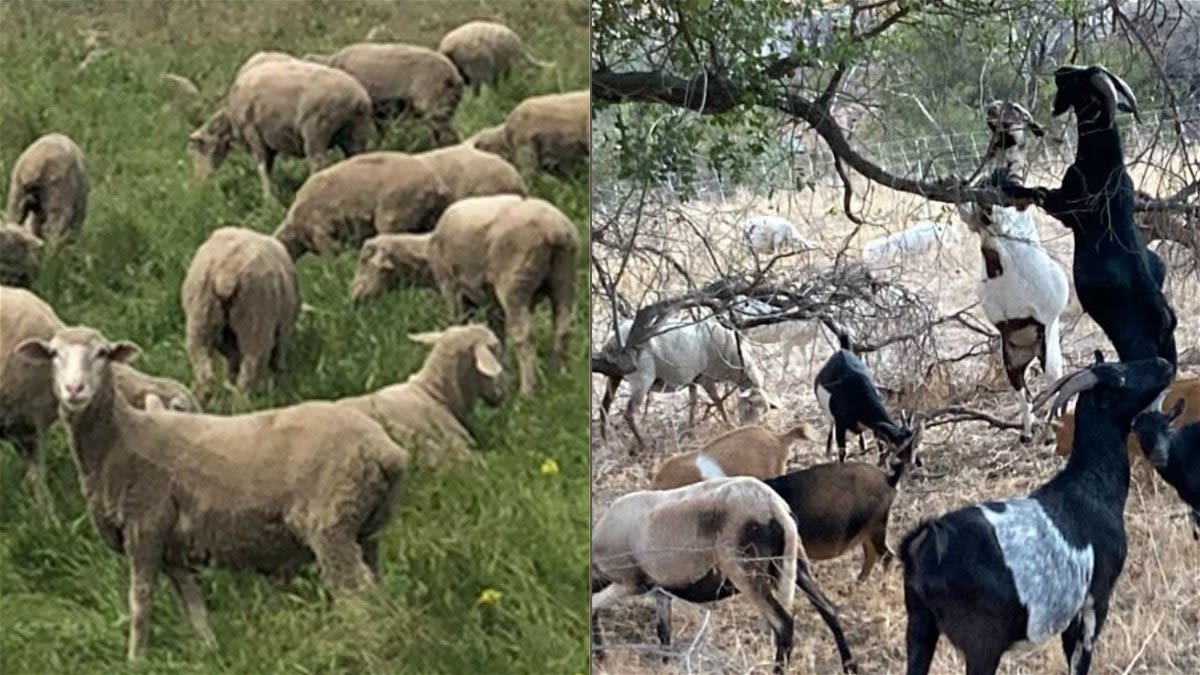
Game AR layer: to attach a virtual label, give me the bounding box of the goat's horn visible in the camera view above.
[1033,369,1101,417]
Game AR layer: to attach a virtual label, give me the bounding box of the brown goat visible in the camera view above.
[650,422,817,490]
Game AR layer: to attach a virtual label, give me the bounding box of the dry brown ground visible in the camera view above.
[591,172,1200,674]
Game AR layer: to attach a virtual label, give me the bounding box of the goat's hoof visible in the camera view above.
[1018,432,1033,444]
[843,659,859,674]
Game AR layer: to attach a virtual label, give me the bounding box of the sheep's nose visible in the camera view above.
[64,383,83,396]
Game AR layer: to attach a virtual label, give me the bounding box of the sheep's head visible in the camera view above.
[409,325,508,406]
[351,236,405,304]
[138,378,202,413]
[1131,397,1186,469]
[272,220,307,260]
[1051,64,1140,125]
[1035,351,1173,429]
[16,327,140,415]
[0,224,44,287]
[466,125,508,157]
[188,110,233,178]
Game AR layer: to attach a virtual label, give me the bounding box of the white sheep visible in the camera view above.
[437,20,554,92]
[740,215,814,256]
[5,133,88,240]
[15,326,409,660]
[861,219,960,265]
[464,90,588,175]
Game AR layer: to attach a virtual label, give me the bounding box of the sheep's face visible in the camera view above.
[468,126,508,157]
[188,111,233,178]
[16,328,140,414]
[350,240,399,303]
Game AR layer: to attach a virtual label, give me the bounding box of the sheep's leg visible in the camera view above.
[126,548,162,661]
[654,592,672,662]
[165,567,216,648]
[359,535,380,582]
[500,299,538,396]
[309,529,374,594]
[437,279,466,322]
[230,305,273,393]
[14,431,55,516]
[548,271,574,374]
[241,127,277,201]
[903,586,941,675]
[302,122,335,174]
[185,323,219,397]
[795,560,856,673]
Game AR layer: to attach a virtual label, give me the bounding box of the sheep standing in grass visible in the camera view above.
[181,227,300,394]
[414,143,527,200]
[5,133,88,240]
[0,224,44,287]
[336,325,507,467]
[741,215,814,256]
[189,55,373,201]
[16,326,409,660]
[438,20,554,92]
[348,195,577,395]
[465,90,588,174]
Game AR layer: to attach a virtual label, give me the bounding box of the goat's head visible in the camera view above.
[1051,64,1141,126]
[736,388,769,425]
[1131,397,1186,469]
[888,409,926,467]
[1034,351,1172,428]
[983,100,1045,164]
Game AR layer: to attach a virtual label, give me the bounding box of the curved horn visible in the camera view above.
[1097,66,1140,122]
[1033,368,1101,418]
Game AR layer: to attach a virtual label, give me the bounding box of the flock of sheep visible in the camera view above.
[0,19,585,661]
[591,64,1198,675]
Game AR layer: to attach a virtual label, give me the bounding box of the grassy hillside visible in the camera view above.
[0,1,590,673]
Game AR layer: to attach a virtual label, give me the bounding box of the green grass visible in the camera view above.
[0,1,590,673]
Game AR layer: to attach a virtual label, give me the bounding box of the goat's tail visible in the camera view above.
[1043,317,1064,380]
[898,518,948,583]
[780,422,818,446]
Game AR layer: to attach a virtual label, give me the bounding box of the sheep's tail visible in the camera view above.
[1042,317,1063,380]
[780,422,818,446]
[210,265,240,301]
[521,48,556,69]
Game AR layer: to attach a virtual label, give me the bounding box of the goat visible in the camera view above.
[731,295,836,379]
[900,352,1174,675]
[957,101,1069,442]
[861,220,960,266]
[591,476,857,674]
[1131,399,1200,541]
[741,215,814,256]
[650,422,818,490]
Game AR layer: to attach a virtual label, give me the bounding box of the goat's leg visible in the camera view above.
[655,592,672,663]
[165,567,216,648]
[699,379,734,427]
[1002,343,1034,443]
[857,540,880,582]
[599,375,620,443]
[825,427,834,457]
[624,376,651,452]
[687,383,698,427]
[1062,593,1105,675]
[876,513,896,571]
[591,583,633,664]
[836,425,849,462]
[903,583,940,675]
[725,567,794,675]
[795,559,856,673]
[858,432,867,455]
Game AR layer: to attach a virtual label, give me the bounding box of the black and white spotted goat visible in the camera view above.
[899,352,1174,675]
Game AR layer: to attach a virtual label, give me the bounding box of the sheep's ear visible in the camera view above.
[143,394,166,411]
[407,331,445,347]
[474,343,503,377]
[101,341,140,363]
[15,338,53,361]
[375,252,396,270]
[1166,397,1186,422]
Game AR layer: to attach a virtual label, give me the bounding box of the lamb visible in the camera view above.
[347,195,577,395]
[650,422,818,490]
[437,20,554,92]
[189,54,373,201]
[323,42,464,146]
[899,353,1174,675]
[740,215,814,256]
[1131,400,1200,540]
[1002,64,1178,385]
[413,143,527,201]
[181,227,301,394]
[861,219,960,265]
[273,152,452,259]
[465,90,588,174]
[814,332,922,462]
[0,224,44,287]
[15,326,409,660]
[1,286,200,509]
[591,476,857,674]
[731,295,835,377]
[5,133,88,240]
[335,325,507,467]
[956,101,1069,442]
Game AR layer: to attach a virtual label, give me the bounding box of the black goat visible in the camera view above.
[814,332,919,462]
[1132,400,1200,540]
[899,353,1174,675]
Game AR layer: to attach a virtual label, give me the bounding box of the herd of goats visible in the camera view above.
[0,20,586,661]
[590,64,1199,675]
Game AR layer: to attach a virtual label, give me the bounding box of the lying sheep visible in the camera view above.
[0,224,44,287]
[466,90,588,174]
[741,215,814,256]
[1,286,199,509]
[414,143,527,200]
[349,195,577,395]
[591,476,857,674]
[16,326,408,660]
[181,227,300,394]
[336,325,507,466]
[322,42,464,146]
[5,133,88,240]
[651,422,818,490]
[189,54,373,201]
[274,152,452,259]
[861,219,960,266]
[437,20,554,92]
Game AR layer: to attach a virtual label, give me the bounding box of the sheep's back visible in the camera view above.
[227,61,369,150]
[330,43,461,103]
[0,286,63,428]
[337,383,475,465]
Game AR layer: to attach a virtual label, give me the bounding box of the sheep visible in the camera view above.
[0,224,44,287]
[591,476,857,674]
[731,295,836,378]
[861,219,960,265]
[814,332,922,462]
[740,215,814,256]
[1131,400,1200,541]
[413,143,527,201]
[15,325,409,660]
[650,422,818,490]
[0,286,200,509]
[956,101,1069,442]
[437,20,554,92]
[596,311,775,451]
[899,353,1174,675]
[348,195,576,395]
[273,152,452,259]
[5,133,88,241]
[1002,64,1178,388]
[335,325,507,467]
[189,55,373,201]
[464,90,588,174]
[324,42,464,146]
[181,227,301,394]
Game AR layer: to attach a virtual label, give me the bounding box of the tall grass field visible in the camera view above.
[0,2,590,673]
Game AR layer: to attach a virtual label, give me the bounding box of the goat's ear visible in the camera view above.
[1099,67,1140,122]
[100,341,140,363]
[474,343,503,377]
[407,331,445,347]
[15,338,54,362]
[1166,397,1186,422]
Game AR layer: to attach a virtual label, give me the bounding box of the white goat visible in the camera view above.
[741,215,814,256]
[861,219,960,265]
[731,295,836,379]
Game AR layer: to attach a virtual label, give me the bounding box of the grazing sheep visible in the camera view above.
[741,215,814,256]
[324,42,464,146]
[181,227,300,394]
[465,90,588,174]
[1131,399,1200,540]
[1,286,200,509]
[437,20,554,92]
[591,476,857,674]
[15,326,408,660]
[651,422,818,490]
[957,101,1069,442]
[414,143,527,200]
[0,224,44,287]
[5,133,88,240]
[348,195,577,395]
[336,325,507,467]
[900,353,1174,675]
[861,219,960,265]
[273,152,452,259]
[189,54,373,201]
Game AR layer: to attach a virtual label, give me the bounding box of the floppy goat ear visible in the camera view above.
[1099,66,1140,122]
[1011,102,1046,137]
[1166,397,1186,422]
